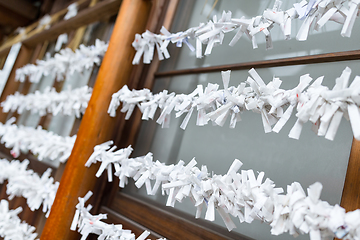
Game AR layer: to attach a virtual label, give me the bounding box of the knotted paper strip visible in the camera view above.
[55,33,68,52]
[0,118,76,162]
[0,159,59,217]
[71,191,167,240]
[1,86,92,118]
[132,0,360,64]
[0,200,38,240]
[15,39,108,83]
[109,67,360,141]
[37,15,51,30]
[64,2,78,20]
[86,141,360,240]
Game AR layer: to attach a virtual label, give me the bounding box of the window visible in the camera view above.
[100,1,360,240]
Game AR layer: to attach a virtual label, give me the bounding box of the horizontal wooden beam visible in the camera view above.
[155,49,360,78]
[100,206,165,239]
[0,0,121,57]
[110,192,251,240]
[23,0,121,47]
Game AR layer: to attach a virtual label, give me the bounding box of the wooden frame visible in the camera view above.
[1,0,359,239]
[154,49,360,78]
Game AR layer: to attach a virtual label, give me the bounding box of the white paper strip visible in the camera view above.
[109,67,360,141]
[55,33,68,52]
[64,2,78,20]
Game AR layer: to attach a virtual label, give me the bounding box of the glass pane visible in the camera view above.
[158,0,360,71]
[123,60,358,240]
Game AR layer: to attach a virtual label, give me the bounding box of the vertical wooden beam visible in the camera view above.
[341,138,360,211]
[40,0,152,239]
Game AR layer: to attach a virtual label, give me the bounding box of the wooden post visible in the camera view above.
[40,0,152,239]
[341,138,360,211]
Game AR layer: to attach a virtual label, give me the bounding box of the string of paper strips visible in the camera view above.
[1,86,92,118]
[0,159,59,217]
[15,39,108,83]
[71,191,167,240]
[86,140,360,240]
[108,67,360,141]
[0,199,38,240]
[132,0,360,64]
[0,118,76,162]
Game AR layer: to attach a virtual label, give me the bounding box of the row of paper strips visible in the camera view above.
[1,86,92,118]
[71,191,167,240]
[14,39,108,83]
[0,118,76,162]
[82,140,360,240]
[0,199,38,240]
[131,0,360,64]
[108,67,360,141]
[0,159,59,217]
